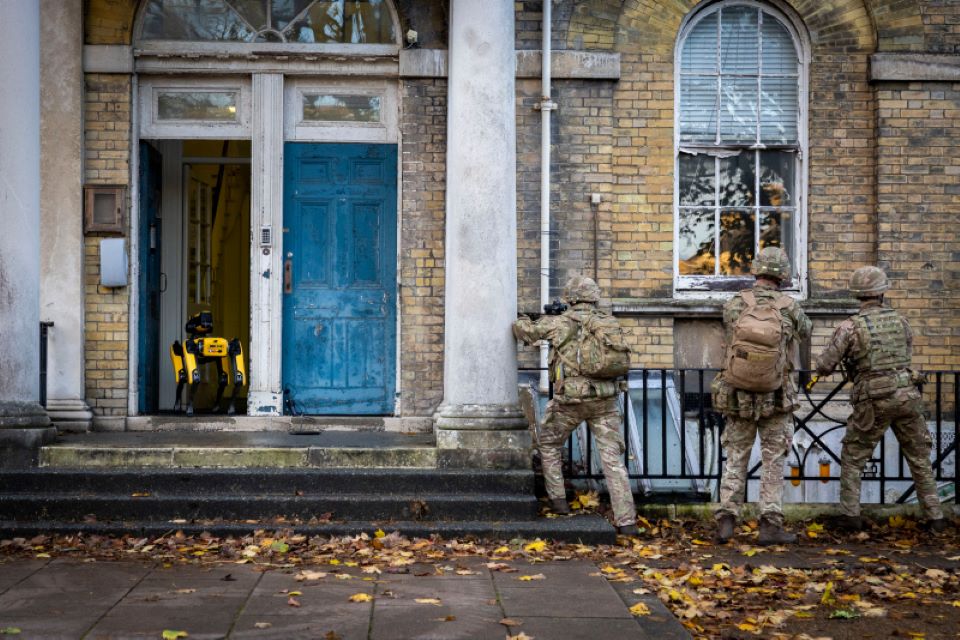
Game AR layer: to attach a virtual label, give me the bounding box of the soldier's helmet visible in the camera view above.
[849,266,889,297]
[563,275,601,304]
[751,246,791,281]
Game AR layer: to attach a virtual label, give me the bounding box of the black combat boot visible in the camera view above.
[550,498,571,515]
[758,516,797,546]
[715,514,736,543]
[616,524,640,536]
[929,518,949,534]
[834,515,862,532]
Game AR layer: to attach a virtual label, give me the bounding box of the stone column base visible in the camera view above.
[0,401,54,469]
[434,403,532,469]
[45,398,93,433]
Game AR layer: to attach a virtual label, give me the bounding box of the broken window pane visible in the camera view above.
[679,154,716,206]
[720,77,757,143]
[719,209,755,275]
[719,153,755,207]
[680,76,718,142]
[678,209,716,275]
[720,6,758,74]
[760,151,794,207]
[760,209,793,251]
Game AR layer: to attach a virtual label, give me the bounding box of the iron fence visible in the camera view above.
[520,368,959,506]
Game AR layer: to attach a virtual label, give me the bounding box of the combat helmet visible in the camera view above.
[849,266,889,298]
[563,275,601,304]
[752,246,791,281]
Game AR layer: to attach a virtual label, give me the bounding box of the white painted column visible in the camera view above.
[0,0,53,461]
[39,0,92,431]
[248,73,285,416]
[435,0,528,447]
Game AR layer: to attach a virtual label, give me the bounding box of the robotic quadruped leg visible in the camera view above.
[169,313,247,415]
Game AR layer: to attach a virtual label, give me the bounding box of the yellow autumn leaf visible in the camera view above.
[889,515,908,528]
[906,633,925,639]
[806,522,825,538]
[493,546,510,554]
[415,598,443,605]
[821,581,834,605]
[343,561,358,567]
[518,574,546,581]
[629,602,650,616]
[737,622,757,632]
[374,529,386,538]
[162,631,188,640]
[506,633,535,640]
[793,612,814,619]
[601,565,620,574]
[575,491,600,509]
[523,539,547,553]
[329,559,340,565]
[691,539,711,546]
[742,548,758,557]
[348,593,372,603]
[952,601,960,608]
[287,591,302,597]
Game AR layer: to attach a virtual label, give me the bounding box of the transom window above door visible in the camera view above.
[139,0,398,44]
[674,1,808,296]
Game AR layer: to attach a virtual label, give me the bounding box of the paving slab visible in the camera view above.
[498,583,634,619]
[370,601,505,640]
[0,559,48,593]
[504,616,650,639]
[375,574,497,607]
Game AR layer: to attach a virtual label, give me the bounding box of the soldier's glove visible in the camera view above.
[805,374,819,392]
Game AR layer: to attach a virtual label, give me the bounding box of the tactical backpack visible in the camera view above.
[723,290,792,393]
[556,311,631,379]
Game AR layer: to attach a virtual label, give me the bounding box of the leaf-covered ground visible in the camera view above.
[1,508,957,639]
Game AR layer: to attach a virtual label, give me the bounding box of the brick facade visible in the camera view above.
[76,0,960,423]
[83,73,132,419]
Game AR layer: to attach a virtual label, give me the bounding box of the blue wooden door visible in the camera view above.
[138,142,163,413]
[282,143,397,414]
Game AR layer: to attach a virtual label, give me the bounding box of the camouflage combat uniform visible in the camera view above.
[513,304,636,527]
[712,280,812,525]
[815,300,943,520]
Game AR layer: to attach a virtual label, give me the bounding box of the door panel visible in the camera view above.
[138,142,163,413]
[282,143,397,414]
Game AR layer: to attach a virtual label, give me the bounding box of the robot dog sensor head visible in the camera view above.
[185,311,214,336]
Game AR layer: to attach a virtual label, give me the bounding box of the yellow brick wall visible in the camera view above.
[84,74,132,417]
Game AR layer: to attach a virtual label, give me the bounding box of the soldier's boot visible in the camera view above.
[715,514,736,543]
[929,518,950,534]
[550,498,571,515]
[834,515,862,532]
[616,524,640,536]
[758,517,797,546]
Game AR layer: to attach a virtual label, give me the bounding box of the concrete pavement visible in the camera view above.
[0,557,690,639]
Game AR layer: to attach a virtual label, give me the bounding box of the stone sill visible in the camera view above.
[611,298,859,318]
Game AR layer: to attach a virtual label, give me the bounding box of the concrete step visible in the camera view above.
[0,516,617,545]
[124,415,418,433]
[40,431,439,469]
[0,493,539,522]
[0,468,534,496]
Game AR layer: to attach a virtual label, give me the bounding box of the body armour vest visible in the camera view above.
[852,307,911,375]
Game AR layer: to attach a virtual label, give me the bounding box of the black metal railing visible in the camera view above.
[39,321,53,408]
[520,368,959,506]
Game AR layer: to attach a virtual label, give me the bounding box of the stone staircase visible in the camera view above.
[0,431,616,544]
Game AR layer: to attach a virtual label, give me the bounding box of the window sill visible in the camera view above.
[611,297,859,318]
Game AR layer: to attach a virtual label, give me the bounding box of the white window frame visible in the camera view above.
[673,0,810,300]
[283,78,398,143]
[140,77,252,139]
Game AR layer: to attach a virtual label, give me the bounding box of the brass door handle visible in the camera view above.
[283,257,293,294]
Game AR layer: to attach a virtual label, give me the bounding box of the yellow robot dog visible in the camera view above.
[169,311,246,415]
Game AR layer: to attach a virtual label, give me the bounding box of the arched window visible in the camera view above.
[674,1,806,292]
[139,0,398,45]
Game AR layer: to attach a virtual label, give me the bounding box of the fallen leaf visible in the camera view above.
[415,598,442,605]
[271,541,289,553]
[288,591,302,597]
[348,593,372,603]
[829,609,860,619]
[253,622,271,629]
[493,546,510,554]
[432,616,456,622]
[0,630,21,636]
[174,588,196,594]
[691,539,711,546]
[507,633,534,640]
[924,569,948,579]
[629,602,651,616]
[806,522,825,538]
[500,618,522,627]
[131,492,150,497]
[574,491,599,509]
[523,540,547,553]
[295,570,327,581]
[952,601,960,608]
[374,529,386,538]
[821,582,834,605]
[737,622,757,632]
[518,574,546,581]
[287,596,301,607]
[162,632,188,640]
[323,633,342,640]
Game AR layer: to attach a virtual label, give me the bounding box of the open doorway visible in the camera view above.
[138,139,251,414]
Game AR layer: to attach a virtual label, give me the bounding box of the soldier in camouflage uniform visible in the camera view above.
[513,276,639,535]
[814,266,947,533]
[712,247,812,545]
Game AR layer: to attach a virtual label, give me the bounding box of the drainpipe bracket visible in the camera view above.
[534,100,558,112]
